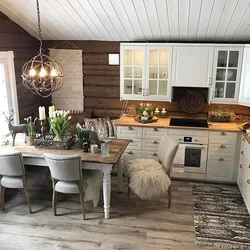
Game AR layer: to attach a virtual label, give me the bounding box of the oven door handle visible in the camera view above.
[185,146,205,150]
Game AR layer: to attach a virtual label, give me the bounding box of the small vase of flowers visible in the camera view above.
[138,103,153,121]
[24,116,37,146]
[50,110,71,141]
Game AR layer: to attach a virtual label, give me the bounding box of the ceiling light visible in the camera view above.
[21,0,63,97]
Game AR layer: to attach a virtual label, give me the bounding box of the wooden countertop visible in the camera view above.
[115,116,241,132]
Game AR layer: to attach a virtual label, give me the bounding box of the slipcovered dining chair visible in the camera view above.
[0,151,32,213]
[124,135,179,213]
[44,153,87,219]
[44,153,102,219]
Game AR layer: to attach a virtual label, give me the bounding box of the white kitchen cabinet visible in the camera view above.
[206,156,234,181]
[120,45,146,100]
[172,46,214,87]
[145,46,172,100]
[209,47,243,104]
[207,131,239,182]
[120,44,172,101]
[237,135,250,214]
[239,47,250,106]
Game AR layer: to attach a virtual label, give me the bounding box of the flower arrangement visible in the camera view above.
[75,123,91,144]
[138,103,153,121]
[24,116,37,136]
[50,110,71,141]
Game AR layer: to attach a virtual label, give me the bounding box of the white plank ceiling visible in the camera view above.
[1,0,250,42]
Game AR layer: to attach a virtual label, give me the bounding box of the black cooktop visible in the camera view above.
[170,118,209,128]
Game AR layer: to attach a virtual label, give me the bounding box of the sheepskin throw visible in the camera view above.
[83,170,102,207]
[125,159,171,200]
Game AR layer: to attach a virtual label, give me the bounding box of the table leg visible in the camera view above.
[117,158,123,193]
[102,168,112,219]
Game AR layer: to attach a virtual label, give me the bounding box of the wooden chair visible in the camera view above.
[125,135,179,213]
[0,151,32,213]
[43,153,87,219]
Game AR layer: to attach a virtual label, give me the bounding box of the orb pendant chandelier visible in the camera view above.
[21,0,63,98]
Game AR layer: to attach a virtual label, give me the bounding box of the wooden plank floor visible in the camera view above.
[0,171,221,250]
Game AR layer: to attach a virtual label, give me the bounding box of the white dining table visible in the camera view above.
[0,138,130,219]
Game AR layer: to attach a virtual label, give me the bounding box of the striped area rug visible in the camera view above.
[191,183,250,249]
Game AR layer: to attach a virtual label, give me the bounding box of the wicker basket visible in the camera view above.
[34,134,75,150]
[210,115,231,122]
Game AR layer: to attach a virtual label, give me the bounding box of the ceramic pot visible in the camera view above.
[27,136,35,146]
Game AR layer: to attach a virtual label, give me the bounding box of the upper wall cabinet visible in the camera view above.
[172,46,214,87]
[120,44,172,101]
[209,47,243,104]
[239,47,250,107]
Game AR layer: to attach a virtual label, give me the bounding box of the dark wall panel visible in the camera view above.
[0,11,50,122]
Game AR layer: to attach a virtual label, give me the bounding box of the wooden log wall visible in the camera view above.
[43,40,121,118]
[0,12,51,122]
[43,40,250,119]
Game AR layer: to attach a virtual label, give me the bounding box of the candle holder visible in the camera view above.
[40,119,46,139]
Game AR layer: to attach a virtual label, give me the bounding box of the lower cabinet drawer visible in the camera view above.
[142,127,168,140]
[142,139,160,151]
[117,126,142,138]
[141,151,158,161]
[123,150,142,163]
[126,138,142,151]
[209,131,237,145]
[208,143,236,157]
[206,156,234,182]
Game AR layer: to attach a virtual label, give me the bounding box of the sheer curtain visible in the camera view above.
[0,62,10,139]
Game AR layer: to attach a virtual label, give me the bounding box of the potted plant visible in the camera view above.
[210,108,232,122]
[50,110,71,141]
[75,123,91,149]
[138,103,153,121]
[24,116,37,146]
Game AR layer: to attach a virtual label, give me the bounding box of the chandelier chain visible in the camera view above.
[36,0,43,54]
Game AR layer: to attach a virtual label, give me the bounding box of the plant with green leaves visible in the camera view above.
[138,103,153,117]
[75,123,91,143]
[50,110,71,141]
[24,116,37,136]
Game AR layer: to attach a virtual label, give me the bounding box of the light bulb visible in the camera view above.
[39,67,47,77]
[51,68,57,77]
[29,68,36,77]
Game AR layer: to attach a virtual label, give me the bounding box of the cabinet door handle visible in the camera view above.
[153,141,159,144]
[239,164,243,168]
[130,139,133,142]
[153,128,158,131]
[179,138,182,141]
[127,151,133,155]
[128,126,133,130]
[242,137,246,142]
[219,145,226,148]
[153,153,158,156]
[241,151,244,155]
[248,165,250,169]
[221,132,226,136]
[247,179,250,184]
[218,158,224,161]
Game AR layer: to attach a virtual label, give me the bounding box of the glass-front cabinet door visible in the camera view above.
[120,44,172,101]
[210,47,243,104]
[120,46,145,100]
[145,46,172,100]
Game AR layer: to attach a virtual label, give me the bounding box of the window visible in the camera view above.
[0,51,19,140]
